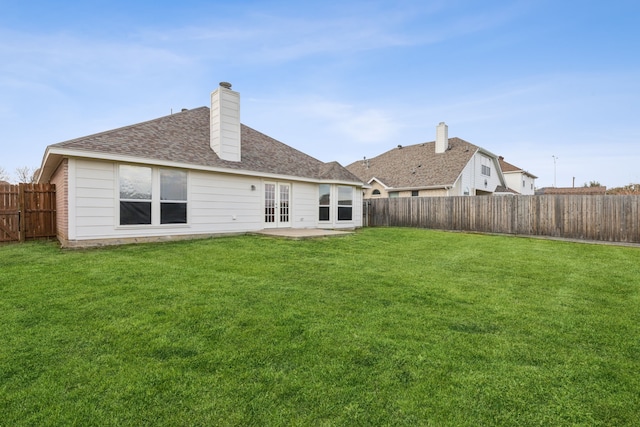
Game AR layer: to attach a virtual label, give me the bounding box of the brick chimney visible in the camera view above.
[210,82,241,162]
[436,122,448,154]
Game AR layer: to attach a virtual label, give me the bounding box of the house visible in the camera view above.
[535,186,607,195]
[498,156,537,195]
[36,83,363,247]
[346,122,508,198]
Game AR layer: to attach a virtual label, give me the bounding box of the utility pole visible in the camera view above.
[552,155,558,187]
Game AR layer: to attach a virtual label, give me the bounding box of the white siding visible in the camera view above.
[74,160,116,239]
[190,171,262,232]
[68,159,362,243]
[291,182,318,229]
[503,172,536,195]
[459,153,503,195]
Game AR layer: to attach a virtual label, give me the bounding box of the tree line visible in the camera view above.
[0,166,37,184]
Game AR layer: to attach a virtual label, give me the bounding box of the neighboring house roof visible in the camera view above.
[498,156,538,178]
[346,138,483,189]
[0,180,11,186]
[494,185,519,194]
[536,186,607,195]
[38,106,362,184]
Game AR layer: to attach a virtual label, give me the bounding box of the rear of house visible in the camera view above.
[38,83,363,247]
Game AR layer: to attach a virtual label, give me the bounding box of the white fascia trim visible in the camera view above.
[367,177,389,189]
[45,148,363,186]
[36,148,61,183]
[392,185,452,191]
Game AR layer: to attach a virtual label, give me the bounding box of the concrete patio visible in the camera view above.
[254,228,355,239]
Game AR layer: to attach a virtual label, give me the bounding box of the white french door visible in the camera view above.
[264,182,291,228]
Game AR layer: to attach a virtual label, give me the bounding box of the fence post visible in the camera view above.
[18,183,26,242]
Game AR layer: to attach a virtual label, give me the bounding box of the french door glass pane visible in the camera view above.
[265,183,276,223]
[280,185,289,222]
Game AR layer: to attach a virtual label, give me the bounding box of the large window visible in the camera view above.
[160,169,187,224]
[337,186,353,221]
[119,165,187,226]
[119,165,152,225]
[319,184,330,221]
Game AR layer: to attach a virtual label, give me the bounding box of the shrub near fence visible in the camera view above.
[367,195,640,244]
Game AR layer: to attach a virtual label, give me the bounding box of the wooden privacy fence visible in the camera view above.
[0,183,56,243]
[366,195,640,244]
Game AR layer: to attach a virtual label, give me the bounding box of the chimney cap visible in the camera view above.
[219,82,232,89]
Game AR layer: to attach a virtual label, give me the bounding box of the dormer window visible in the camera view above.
[481,156,491,176]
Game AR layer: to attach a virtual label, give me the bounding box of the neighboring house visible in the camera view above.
[535,186,607,195]
[498,156,537,195]
[346,122,507,198]
[36,83,363,247]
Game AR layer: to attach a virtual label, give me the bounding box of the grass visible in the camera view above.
[1,227,639,426]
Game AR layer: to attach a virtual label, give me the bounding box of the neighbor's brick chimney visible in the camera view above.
[436,122,448,154]
[210,82,241,162]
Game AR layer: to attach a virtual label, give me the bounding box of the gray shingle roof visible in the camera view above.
[346,138,479,188]
[498,156,537,178]
[47,106,361,183]
[536,186,607,195]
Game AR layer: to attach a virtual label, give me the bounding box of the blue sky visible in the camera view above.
[1,0,639,187]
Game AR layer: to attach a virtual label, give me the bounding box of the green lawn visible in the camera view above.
[1,228,639,426]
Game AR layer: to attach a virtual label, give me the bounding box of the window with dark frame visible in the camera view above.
[119,165,152,225]
[319,184,330,221]
[119,165,188,226]
[160,169,187,224]
[337,186,353,221]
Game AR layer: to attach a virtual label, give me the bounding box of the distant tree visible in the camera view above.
[583,180,601,187]
[0,166,10,183]
[15,166,36,183]
[608,183,640,195]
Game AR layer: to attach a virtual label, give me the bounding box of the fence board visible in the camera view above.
[366,195,640,244]
[0,183,56,242]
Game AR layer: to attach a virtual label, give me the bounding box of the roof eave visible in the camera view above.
[392,184,453,191]
[367,177,390,189]
[39,147,363,185]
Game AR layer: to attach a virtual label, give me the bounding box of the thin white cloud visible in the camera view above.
[0,29,191,85]
[298,99,401,144]
[131,1,525,64]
